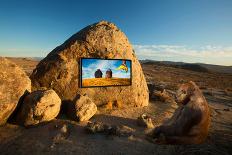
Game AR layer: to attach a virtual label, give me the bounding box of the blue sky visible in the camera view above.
[0,0,232,65]
[82,59,131,79]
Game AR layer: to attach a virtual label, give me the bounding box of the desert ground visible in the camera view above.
[82,78,131,87]
[0,57,232,155]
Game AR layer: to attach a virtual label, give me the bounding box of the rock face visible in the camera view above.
[30,21,149,107]
[17,89,61,126]
[0,57,31,125]
[67,95,97,122]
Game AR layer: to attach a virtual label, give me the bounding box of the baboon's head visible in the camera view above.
[175,81,196,105]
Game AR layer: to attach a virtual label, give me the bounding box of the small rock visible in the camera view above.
[60,124,68,134]
[152,89,175,104]
[85,121,105,133]
[53,124,69,143]
[16,89,61,126]
[67,95,97,122]
[85,121,134,137]
[115,125,134,137]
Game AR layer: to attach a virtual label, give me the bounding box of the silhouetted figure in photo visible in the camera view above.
[94,69,103,78]
[105,69,112,78]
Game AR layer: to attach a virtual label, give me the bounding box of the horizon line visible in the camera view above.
[2,56,232,67]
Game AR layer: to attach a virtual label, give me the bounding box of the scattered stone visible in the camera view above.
[147,81,170,94]
[16,89,61,126]
[67,95,97,122]
[137,114,154,129]
[116,125,135,137]
[60,124,68,133]
[153,89,175,103]
[0,57,31,125]
[85,121,105,133]
[50,123,70,149]
[104,125,134,137]
[30,21,149,107]
[147,82,164,94]
[53,124,69,143]
[85,121,134,137]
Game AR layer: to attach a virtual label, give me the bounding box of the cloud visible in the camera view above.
[112,69,131,78]
[82,59,131,79]
[133,44,232,66]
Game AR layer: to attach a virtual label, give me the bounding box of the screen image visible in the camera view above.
[80,58,132,87]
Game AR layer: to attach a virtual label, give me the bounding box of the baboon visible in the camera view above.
[151,81,210,144]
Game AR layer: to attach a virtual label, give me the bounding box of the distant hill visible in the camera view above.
[5,57,44,61]
[140,60,232,74]
[30,57,44,61]
[196,63,232,74]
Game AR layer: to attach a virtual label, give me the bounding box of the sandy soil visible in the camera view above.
[82,78,131,87]
[0,58,231,155]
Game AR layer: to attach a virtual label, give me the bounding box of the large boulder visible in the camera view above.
[30,21,149,107]
[16,89,61,126]
[0,57,31,125]
[67,94,97,122]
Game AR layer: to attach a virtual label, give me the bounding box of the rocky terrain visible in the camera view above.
[5,57,39,76]
[0,21,231,155]
[0,57,231,155]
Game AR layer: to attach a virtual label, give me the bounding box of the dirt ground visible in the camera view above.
[0,58,231,155]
